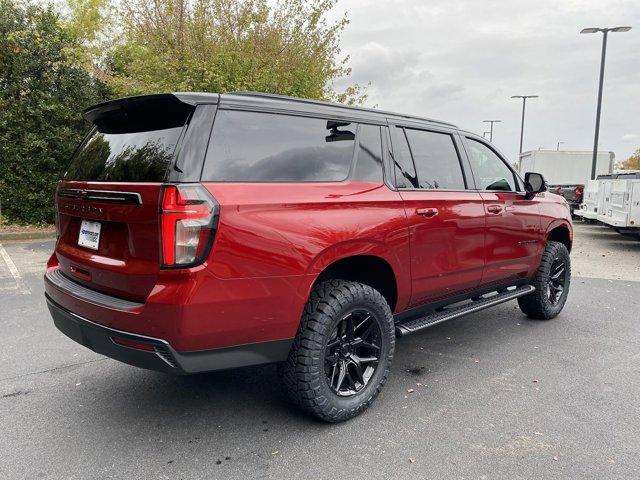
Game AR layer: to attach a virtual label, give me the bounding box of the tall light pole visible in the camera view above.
[556,141,564,151]
[581,26,632,179]
[482,120,501,142]
[511,95,538,157]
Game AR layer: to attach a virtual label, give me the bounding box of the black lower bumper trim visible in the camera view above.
[46,295,293,374]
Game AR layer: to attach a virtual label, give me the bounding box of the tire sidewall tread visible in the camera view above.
[518,241,571,320]
[279,280,395,423]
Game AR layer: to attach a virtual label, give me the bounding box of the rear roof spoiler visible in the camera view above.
[83,93,220,125]
[82,93,220,134]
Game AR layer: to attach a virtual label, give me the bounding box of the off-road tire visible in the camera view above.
[518,241,571,320]
[279,280,395,423]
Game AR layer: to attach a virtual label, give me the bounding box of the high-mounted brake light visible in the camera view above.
[160,184,219,268]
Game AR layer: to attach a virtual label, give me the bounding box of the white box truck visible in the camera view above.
[598,172,640,236]
[518,150,614,215]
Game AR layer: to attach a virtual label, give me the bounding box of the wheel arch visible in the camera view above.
[311,254,399,312]
[546,222,573,252]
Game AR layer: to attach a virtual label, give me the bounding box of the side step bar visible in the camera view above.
[396,284,535,337]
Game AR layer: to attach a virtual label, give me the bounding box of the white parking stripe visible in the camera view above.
[0,243,31,295]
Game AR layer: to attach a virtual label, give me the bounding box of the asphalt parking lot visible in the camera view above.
[1,223,639,479]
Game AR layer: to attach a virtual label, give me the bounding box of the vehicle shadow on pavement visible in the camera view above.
[57,305,550,433]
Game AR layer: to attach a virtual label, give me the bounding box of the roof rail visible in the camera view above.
[228,91,457,128]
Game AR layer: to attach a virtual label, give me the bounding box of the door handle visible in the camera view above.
[416,207,438,218]
[486,204,503,214]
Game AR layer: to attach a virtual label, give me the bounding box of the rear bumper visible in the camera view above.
[598,212,634,228]
[44,258,306,352]
[46,295,292,374]
[575,209,597,219]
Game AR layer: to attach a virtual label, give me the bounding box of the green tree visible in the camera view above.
[619,149,640,170]
[62,0,114,71]
[105,0,365,104]
[0,0,108,224]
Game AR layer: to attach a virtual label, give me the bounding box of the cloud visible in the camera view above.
[332,0,640,160]
[336,42,465,113]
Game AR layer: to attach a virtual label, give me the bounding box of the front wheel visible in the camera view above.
[279,280,395,422]
[518,241,571,320]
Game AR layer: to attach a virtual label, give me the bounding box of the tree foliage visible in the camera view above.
[105,0,365,104]
[0,0,108,223]
[619,149,640,170]
[0,0,364,224]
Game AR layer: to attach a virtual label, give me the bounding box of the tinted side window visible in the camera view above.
[405,129,465,190]
[202,110,356,182]
[392,127,418,188]
[353,124,383,182]
[465,138,516,191]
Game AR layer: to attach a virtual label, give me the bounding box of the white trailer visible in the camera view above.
[518,150,614,215]
[518,150,614,186]
[598,172,640,233]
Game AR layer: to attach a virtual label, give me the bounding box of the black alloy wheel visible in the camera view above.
[547,257,567,305]
[324,309,382,397]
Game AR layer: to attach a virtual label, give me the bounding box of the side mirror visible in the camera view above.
[524,172,546,199]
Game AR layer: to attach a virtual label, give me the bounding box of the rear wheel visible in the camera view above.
[279,280,395,422]
[518,241,571,319]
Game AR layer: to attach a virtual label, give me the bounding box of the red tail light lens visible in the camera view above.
[54,183,61,239]
[574,185,584,202]
[160,184,219,268]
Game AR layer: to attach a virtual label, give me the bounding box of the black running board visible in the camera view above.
[395,284,535,337]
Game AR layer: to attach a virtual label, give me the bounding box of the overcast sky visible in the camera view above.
[330,0,640,164]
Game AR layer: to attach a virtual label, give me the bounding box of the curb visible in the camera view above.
[0,230,57,242]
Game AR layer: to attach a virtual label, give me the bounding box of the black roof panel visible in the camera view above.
[221,91,456,128]
[83,91,456,129]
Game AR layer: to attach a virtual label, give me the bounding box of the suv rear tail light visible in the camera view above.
[574,185,584,202]
[54,184,61,239]
[160,184,219,268]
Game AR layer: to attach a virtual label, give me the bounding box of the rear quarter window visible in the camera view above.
[353,124,384,182]
[202,110,357,182]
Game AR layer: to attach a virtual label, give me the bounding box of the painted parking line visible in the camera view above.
[0,243,31,295]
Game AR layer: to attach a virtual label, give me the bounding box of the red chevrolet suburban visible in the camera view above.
[45,92,572,422]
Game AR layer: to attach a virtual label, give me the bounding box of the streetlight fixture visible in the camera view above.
[580,26,632,179]
[482,120,501,142]
[511,95,538,157]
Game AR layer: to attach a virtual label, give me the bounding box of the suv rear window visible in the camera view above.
[202,110,356,182]
[65,126,183,182]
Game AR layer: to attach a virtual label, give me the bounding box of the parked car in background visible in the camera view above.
[551,184,584,215]
[45,92,573,422]
[518,150,614,216]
